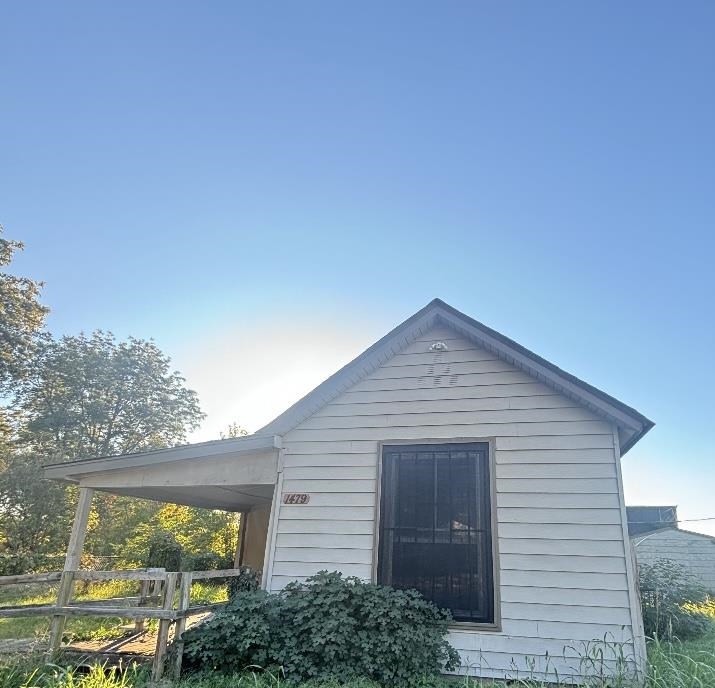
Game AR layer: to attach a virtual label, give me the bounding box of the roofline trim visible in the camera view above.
[258,298,654,452]
[43,434,282,482]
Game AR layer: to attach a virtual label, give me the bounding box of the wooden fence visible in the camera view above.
[0,567,248,681]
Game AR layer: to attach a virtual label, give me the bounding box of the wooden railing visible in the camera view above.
[0,567,249,680]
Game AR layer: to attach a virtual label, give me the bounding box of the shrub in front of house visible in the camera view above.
[181,570,460,686]
[639,559,712,639]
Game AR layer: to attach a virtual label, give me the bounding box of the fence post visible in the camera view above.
[134,578,151,633]
[48,570,74,656]
[171,572,193,680]
[151,571,177,682]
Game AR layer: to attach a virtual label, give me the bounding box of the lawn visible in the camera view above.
[0,580,228,643]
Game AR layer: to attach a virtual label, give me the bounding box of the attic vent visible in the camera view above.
[429,341,448,352]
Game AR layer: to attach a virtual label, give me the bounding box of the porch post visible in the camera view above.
[49,486,94,655]
[234,511,247,567]
[64,487,94,570]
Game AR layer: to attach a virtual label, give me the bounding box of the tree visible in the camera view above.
[0,227,49,392]
[0,331,206,568]
[15,331,204,460]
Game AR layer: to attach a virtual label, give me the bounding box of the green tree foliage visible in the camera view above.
[15,331,204,460]
[0,330,206,570]
[122,503,239,569]
[0,228,49,392]
[182,571,460,686]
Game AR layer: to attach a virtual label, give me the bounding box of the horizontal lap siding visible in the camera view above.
[270,329,635,681]
[633,530,715,592]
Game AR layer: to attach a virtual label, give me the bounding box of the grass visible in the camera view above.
[2,589,714,687]
[0,580,228,643]
[2,635,715,688]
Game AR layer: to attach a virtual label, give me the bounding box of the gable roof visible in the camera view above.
[632,525,715,543]
[258,298,654,454]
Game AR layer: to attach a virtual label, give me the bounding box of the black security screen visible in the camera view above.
[377,443,494,623]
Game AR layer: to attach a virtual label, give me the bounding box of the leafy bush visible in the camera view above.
[182,552,224,572]
[144,529,182,571]
[182,570,459,685]
[639,559,712,639]
[227,566,261,600]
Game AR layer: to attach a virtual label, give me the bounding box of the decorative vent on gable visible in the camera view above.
[429,341,449,352]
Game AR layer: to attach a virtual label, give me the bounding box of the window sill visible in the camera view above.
[448,621,501,633]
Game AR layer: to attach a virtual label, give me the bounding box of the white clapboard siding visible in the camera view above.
[273,547,373,564]
[282,453,377,467]
[268,327,636,680]
[497,448,616,464]
[283,479,376,493]
[319,395,578,417]
[499,538,625,557]
[302,407,598,429]
[279,506,375,521]
[276,492,375,507]
[501,602,631,625]
[287,421,611,442]
[350,370,535,392]
[497,478,618,494]
[283,466,377,480]
[334,382,555,404]
[496,435,616,450]
[497,507,623,524]
[450,631,633,658]
[500,554,627,574]
[498,618,636,642]
[277,520,374,535]
[497,492,621,509]
[497,463,616,479]
[501,586,629,608]
[500,569,628,590]
[384,348,499,365]
[498,523,624,541]
[368,359,517,379]
[448,651,630,679]
[272,561,372,578]
[275,533,373,549]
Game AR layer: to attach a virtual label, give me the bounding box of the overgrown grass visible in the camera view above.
[2,594,714,687]
[0,580,228,643]
[2,635,715,688]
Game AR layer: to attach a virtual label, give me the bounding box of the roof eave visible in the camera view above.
[43,434,282,483]
[259,298,654,450]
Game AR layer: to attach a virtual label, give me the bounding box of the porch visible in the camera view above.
[2,434,284,679]
[43,434,283,577]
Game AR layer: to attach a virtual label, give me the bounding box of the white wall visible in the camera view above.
[633,528,715,592]
[265,325,642,682]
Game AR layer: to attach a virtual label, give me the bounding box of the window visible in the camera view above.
[377,442,494,624]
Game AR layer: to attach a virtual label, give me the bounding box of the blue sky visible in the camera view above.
[2,3,714,532]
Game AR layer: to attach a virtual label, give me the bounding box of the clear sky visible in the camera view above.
[2,3,714,532]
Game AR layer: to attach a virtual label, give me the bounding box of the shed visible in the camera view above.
[45,299,653,683]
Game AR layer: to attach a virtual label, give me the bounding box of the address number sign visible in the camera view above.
[283,493,310,505]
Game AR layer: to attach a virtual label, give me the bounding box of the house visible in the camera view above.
[628,506,715,592]
[45,299,653,682]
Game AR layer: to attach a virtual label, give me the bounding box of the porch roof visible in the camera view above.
[44,434,281,511]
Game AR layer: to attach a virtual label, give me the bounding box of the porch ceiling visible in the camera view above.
[43,434,281,512]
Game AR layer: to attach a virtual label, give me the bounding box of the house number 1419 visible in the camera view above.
[283,493,310,504]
